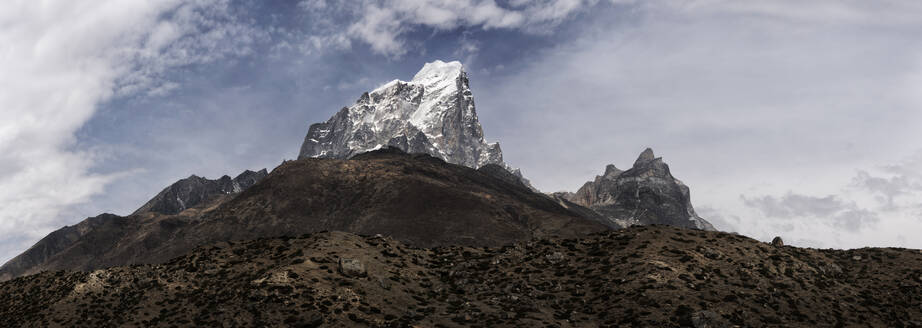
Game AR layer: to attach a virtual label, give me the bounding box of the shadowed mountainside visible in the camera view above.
[1,148,606,281]
[0,197,243,281]
[152,148,608,255]
[2,225,919,327]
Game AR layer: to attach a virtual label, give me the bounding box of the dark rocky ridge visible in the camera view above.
[133,169,268,215]
[2,225,920,327]
[561,148,715,230]
[0,148,606,281]
[0,168,267,281]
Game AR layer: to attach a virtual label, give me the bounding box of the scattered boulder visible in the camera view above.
[339,258,366,277]
[819,263,844,277]
[691,310,730,328]
[545,252,567,263]
[648,260,675,271]
[699,247,723,260]
[771,236,784,247]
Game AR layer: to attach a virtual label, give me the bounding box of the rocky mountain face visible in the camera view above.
[133,169,268,215]
[4,225,921,327]
[0,148,606,281]
[559,148,715,230]
[298,60,505,170]
[0,168,267,281]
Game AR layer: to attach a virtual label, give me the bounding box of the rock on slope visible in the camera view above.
[1,148,606,281]
[298,60,506,170]
[2,225,920,327]
[559,148,715,230]
[0,169,267,281]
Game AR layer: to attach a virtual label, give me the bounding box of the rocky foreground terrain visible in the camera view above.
[3,225,920,327]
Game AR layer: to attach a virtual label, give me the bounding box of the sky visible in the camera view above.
[2,0,922,264]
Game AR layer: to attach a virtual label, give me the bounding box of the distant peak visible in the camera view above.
[633,148,656,167]
[603,164,622,177]
[234,168,268,182]
[411,60,464,83]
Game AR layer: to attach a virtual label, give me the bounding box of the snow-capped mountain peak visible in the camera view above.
[298,60,505,170]
[411,60,463,87]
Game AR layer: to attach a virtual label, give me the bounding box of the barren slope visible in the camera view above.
[2,225,920,327]
[2,148,606,281]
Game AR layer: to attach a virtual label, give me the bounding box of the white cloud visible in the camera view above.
[299,0,602,56]
[0,0,261,263]
[741,192,879,232]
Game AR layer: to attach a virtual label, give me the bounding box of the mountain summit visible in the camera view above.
[559,148,715,230]
[298,60,504,169]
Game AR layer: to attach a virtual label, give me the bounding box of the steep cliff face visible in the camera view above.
[298,60,503,169]
[563,148,715,230]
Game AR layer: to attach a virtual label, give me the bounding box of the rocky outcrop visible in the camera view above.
[772,236,784,247]
[298,60,509,171]
[563,148,715,230]
[133,169,268,215]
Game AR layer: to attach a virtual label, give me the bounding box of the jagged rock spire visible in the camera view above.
[634,148,656,167]
[603,164,622,177]
[564,148,716,231]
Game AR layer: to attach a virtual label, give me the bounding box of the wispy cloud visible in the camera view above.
[734,152,922,247]
[741,193,879,232]
[298,0,607,56]
[0,0,263,262]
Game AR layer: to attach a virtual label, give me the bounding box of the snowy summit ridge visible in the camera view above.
[298,60,506,170]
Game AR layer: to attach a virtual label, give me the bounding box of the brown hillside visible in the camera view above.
[1,149,606,281]
[2,225,920,327]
